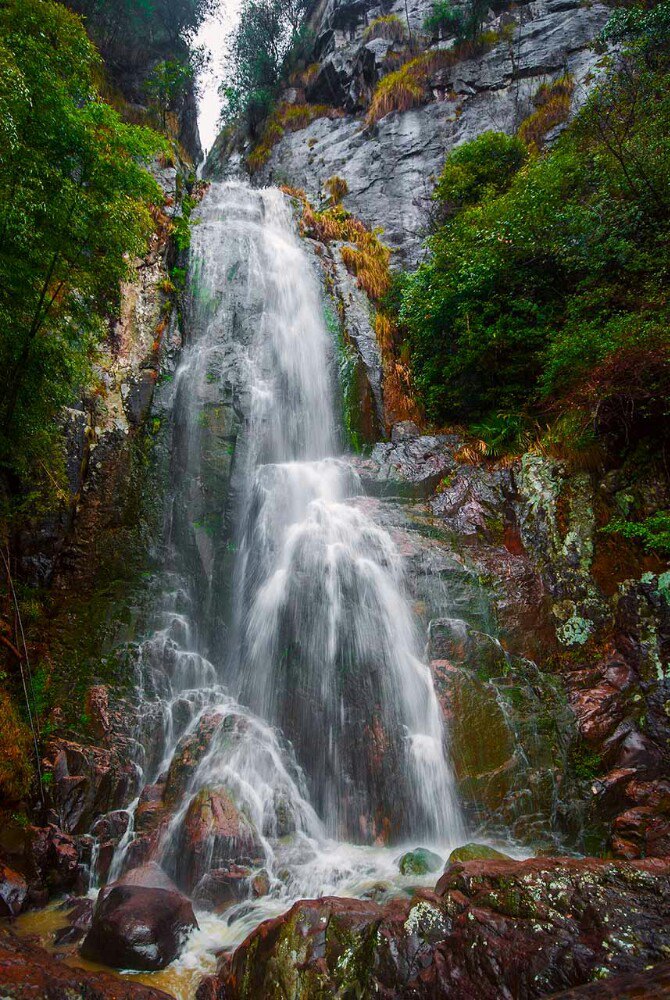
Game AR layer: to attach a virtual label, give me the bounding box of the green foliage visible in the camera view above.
[145,57,195,128]
[424,1,464,37]
[603,511,670,556]
[67,0,217,45]
[220,0,311,132]
[433,131,527,217]
[470,412,527,457]
[424,0,488,40]
[398,9,670,432]
[0,0,166,513]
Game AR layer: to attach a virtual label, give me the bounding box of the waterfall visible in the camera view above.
[105,180,463,947]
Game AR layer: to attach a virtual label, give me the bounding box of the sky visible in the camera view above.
[194,0,241,155]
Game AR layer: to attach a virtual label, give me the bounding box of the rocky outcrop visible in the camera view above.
[217,856,670,999]
[0,926,172,999]
[239,0,612,265]
[81,862,198,971]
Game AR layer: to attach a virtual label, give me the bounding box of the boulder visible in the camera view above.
[397,848,443,876]
[81,863,198,971]
[174,787,262,891]
[446,842,512,865]
[0,863,27,918]
[217,856,670,999]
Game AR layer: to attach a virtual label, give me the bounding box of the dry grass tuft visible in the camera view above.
[366,36,502,124]
[518,74,575,151]
[247,102,342,172]
[324,175,349,204]
[364,14,407,42]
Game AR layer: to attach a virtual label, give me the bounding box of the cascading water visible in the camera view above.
[98,181,465,985]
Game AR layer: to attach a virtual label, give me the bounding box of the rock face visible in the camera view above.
[0,926,172,998]
[234,0,612,265]
[218,856,670,999]
[81,863,198,971]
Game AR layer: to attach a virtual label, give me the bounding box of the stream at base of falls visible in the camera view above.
[16,182,527,998]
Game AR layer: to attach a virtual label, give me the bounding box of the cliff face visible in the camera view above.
[212,0,610,265]
[204,0,670,880]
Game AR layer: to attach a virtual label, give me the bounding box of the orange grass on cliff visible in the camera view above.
[280,187,421,428]
[248,103,342,173]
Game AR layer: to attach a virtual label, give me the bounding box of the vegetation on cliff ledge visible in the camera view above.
[0,0,167,516]
[397,2,670,468]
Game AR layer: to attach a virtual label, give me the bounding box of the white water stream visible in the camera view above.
[95,182,468,992]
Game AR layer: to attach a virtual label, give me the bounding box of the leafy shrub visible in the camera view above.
[0,0,165,514]
[364,14,407,42]
[424,1,463,37]
[603,512,670,556]
[434,131,527,215]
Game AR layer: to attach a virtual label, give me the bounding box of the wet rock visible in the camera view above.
[218,856,670,998]
[81,862,198,971]
[175,787,262,892]
[192,865,251,911]
[53,896,94,946]
[398,847,443,875]
[163,710,224,806]
[85,685,111,742]
[0,926,173,998]
[250,868,271,898]
[446,843,512,865]
[549,960,670,997]
[352,433,460,498]
[28,825,83,894]
[134,781,168,834]
[46,738,139,834]
[0,863,27,918]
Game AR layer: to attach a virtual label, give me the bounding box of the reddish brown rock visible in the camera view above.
[173,788,261,892]
[218,856,670,1000]
[0,863,27,918]
[547,960,670,996]
[192,865,251,911]
[162,711,224,807]
[82,863,198,971]
[28,824,83,894]
[46,738,139,834]
[85,685,112,742]
[0,927,171,998]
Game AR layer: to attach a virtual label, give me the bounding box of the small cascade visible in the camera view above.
[88,181,466,968]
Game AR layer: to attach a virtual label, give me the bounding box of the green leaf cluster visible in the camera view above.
[220,0,311,132]
[399,6,670,435]
[0,0,167,513]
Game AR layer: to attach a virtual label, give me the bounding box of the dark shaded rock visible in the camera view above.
[398,847,442,875]
[81,863,198,971]
[46,738,139,834]
[28,825,83,894]
[218,856,670,999]
[53,896,94,946]
[0,926,173,998]
[548,960,670,996]
[0,863,27,918]
[192,865,251,912]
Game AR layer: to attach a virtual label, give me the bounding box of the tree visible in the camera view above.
[220,0,310,131]
[0,0,166,509]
